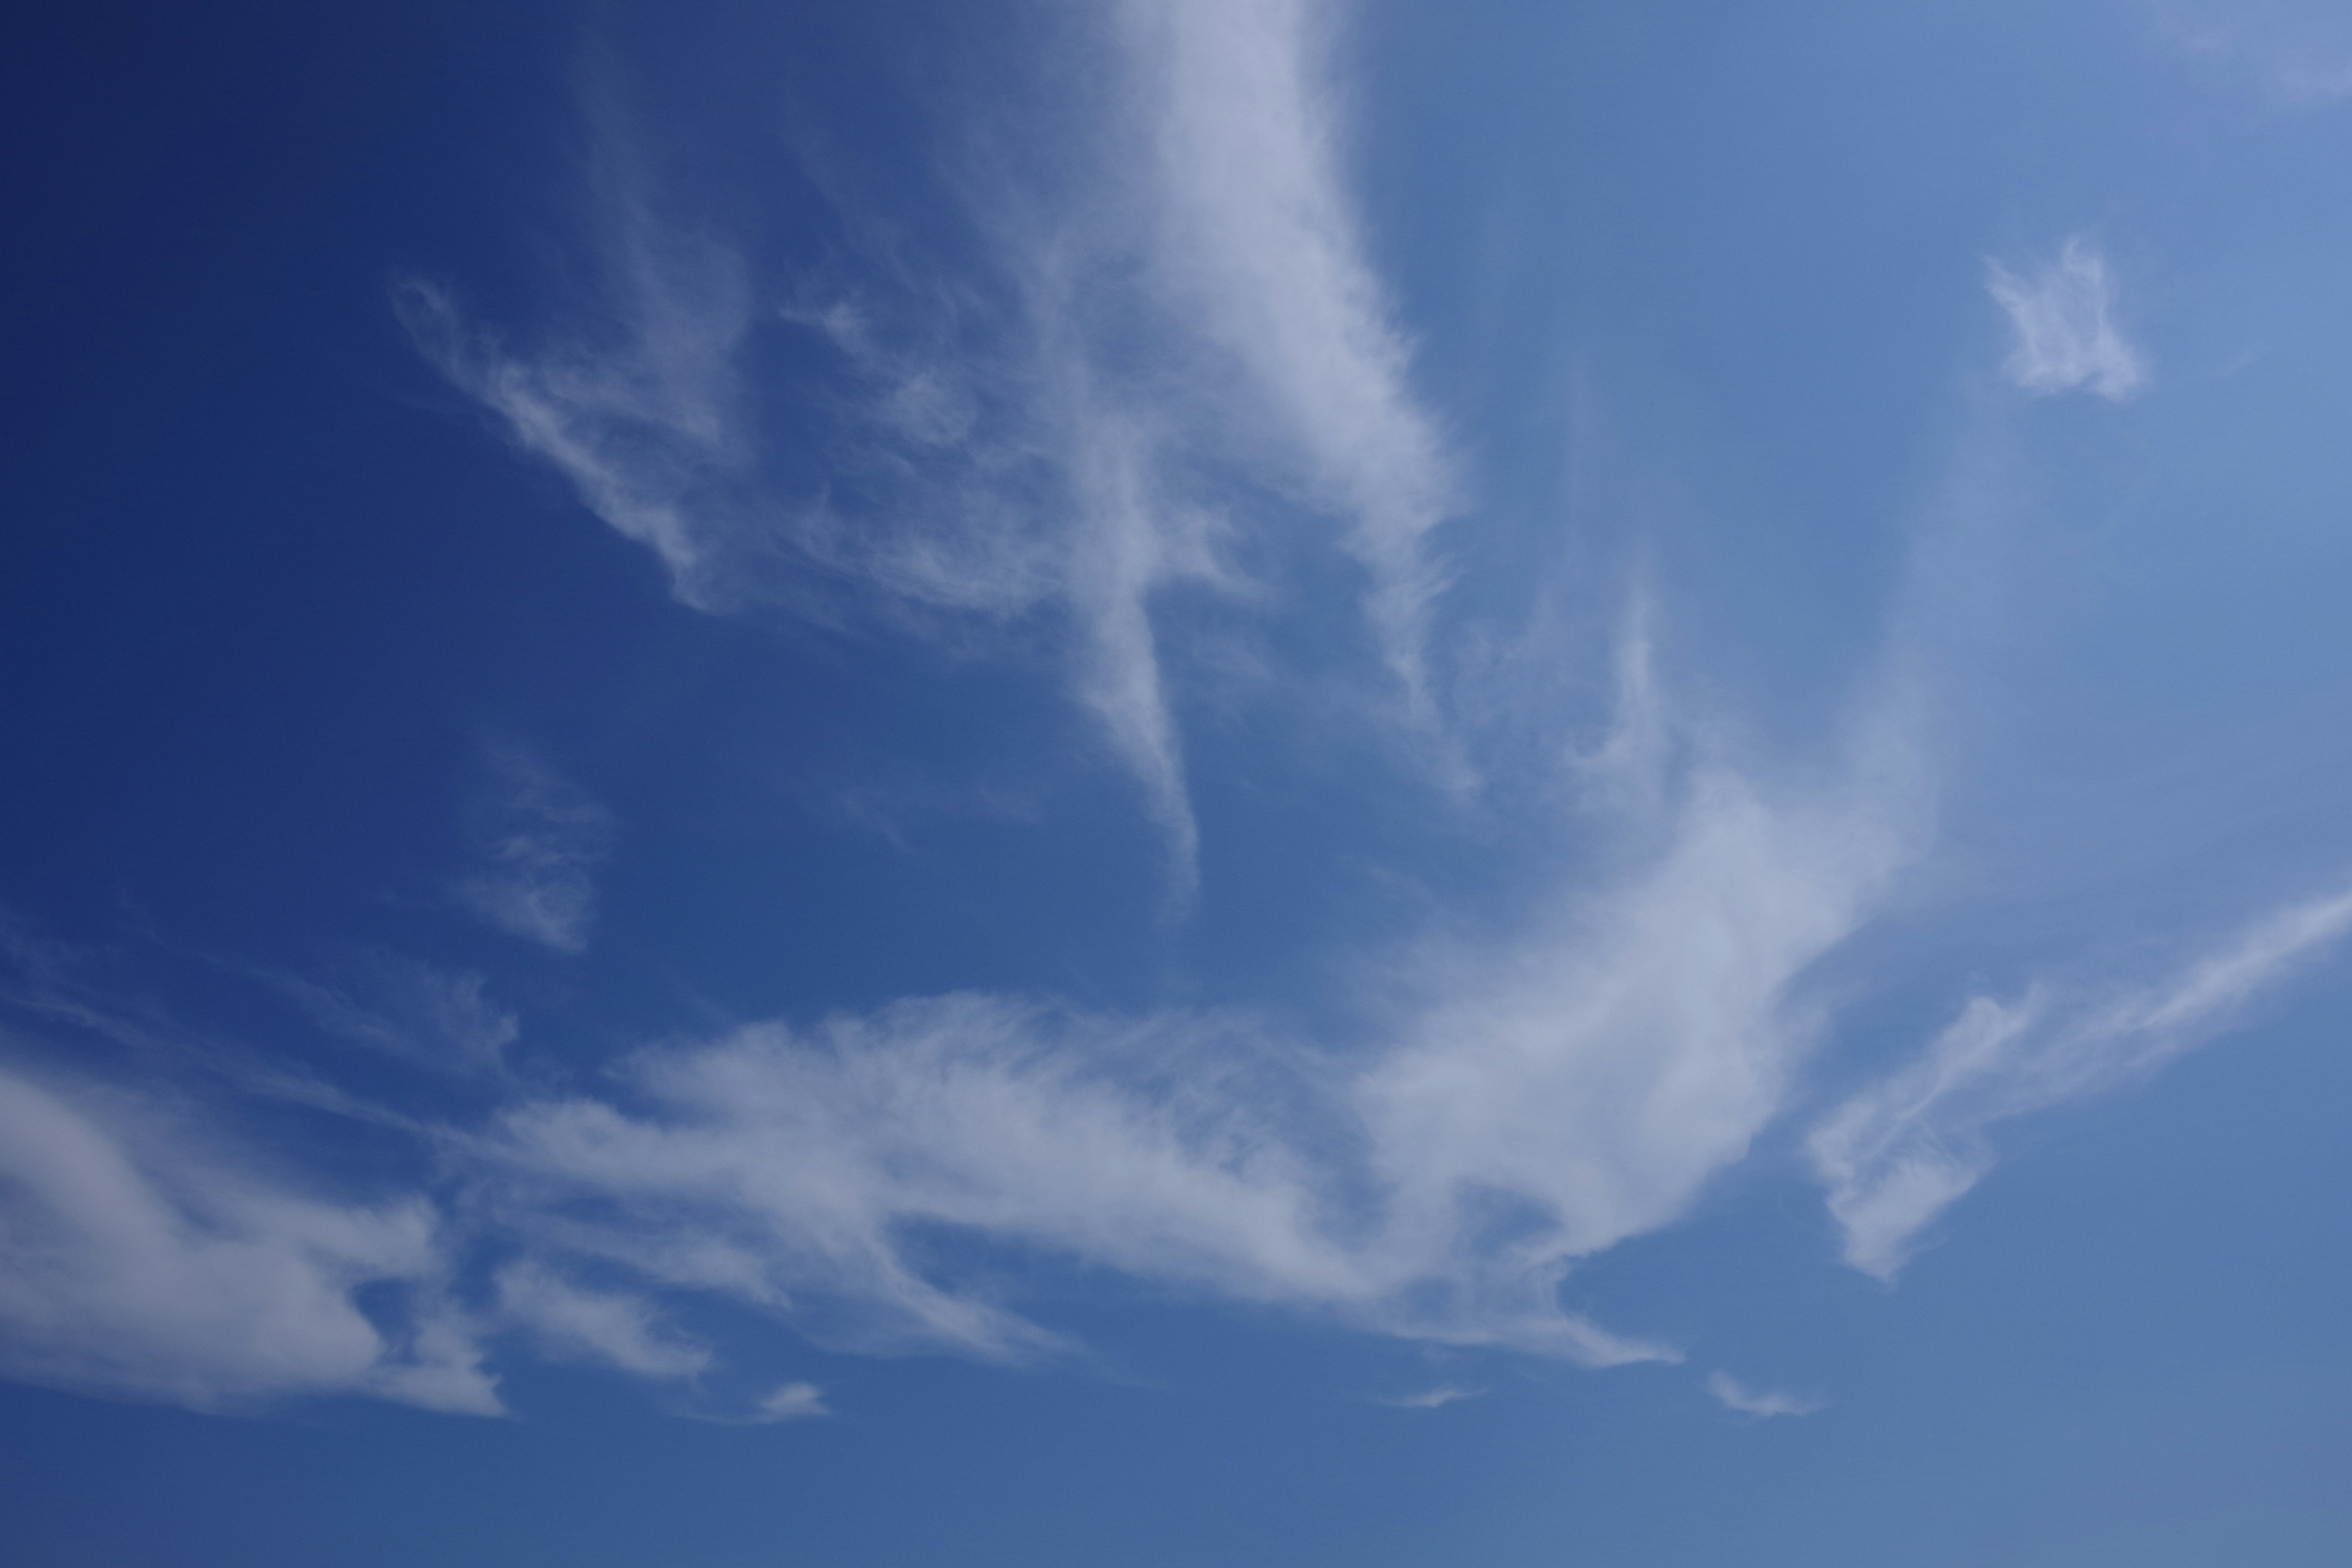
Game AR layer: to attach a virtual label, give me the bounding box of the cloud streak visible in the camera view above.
[1811,883,2352,1279]
[1117,0,1458,713]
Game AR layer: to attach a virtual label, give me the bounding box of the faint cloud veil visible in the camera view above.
[457,747,614,955]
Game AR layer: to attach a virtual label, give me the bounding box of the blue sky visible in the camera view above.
[4,1,2352,1562]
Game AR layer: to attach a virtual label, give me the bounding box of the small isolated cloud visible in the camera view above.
[1811,883,2352,1279]
[1377,1384,1483,1409]
[1706,1371,1824,1419]
[459,748,613,954]
[1986,238,2148,401]
[750,1381,829,1422]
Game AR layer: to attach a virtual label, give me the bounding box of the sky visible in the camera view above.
[4,1,2352,1563]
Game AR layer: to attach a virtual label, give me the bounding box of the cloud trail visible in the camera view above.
[1810,883,2352,1279]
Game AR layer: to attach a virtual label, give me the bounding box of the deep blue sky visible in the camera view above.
[4,2,2351,1564]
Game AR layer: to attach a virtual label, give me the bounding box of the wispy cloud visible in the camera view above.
[459,714,1915,1370]
[271,949,518,1074]
[0,637,1928,1412]
[0,1059,496,1414]
[1986,238,2148,401]
[1376,1384,1484,1409]
[393,149,755,612]
[1705,1371,1825,1419]
[458,747,613,954]
[1115,0,1459,714]
[1811,883,2352,1280]
[403,0,1463,892]
[494,1261,710,1379]
[750,1381,829,1422]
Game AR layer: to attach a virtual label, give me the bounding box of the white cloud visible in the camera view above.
[0,1060,496,1415]
[460,720,1915,1370]
[458,747,613,954]
[404,0,1465,891]
[394,161,755,612]
[1705,1371,1824,1419]
[0,652,1932,1409]
[1810,883,2352,1280]
[479,994,1355,1361]
[1115,0,1459,715]
[1354,752,1915,1284]
[1986,238,2148,401]
[750,1380,829,1422]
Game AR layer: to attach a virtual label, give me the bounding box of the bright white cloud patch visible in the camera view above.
[1811,883,2352,1279]
[0,1061,495,1414]
[1986,238,2148,401]
[1116,0,1457,712]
